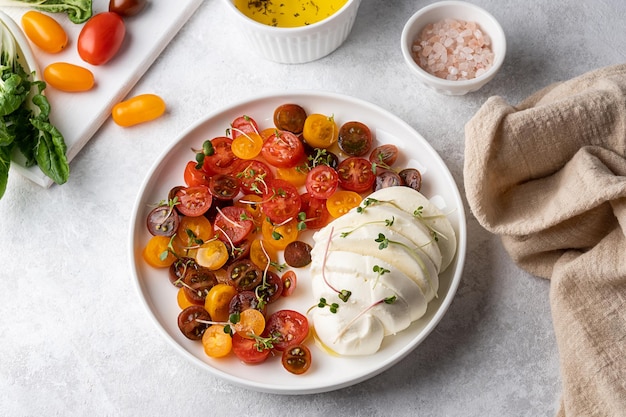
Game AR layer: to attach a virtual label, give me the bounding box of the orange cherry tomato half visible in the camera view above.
[43,63,95,92]
[78,12,126,65]
[202,324,232,358]
[326,190,362,218]
[112,94,166,127]
[21,11,68,54]
[142,235,176,268]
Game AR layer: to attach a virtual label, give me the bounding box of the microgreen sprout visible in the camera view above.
[307,148,334,168]
[370,152,392,174]
[335,295,398,341]
[317,298,339,313]
[372,265,390,287]
[192,140,214,169]
[339,217,394,238]
[320,227,352,303]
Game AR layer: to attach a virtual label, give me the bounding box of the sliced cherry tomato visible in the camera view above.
[43,63,94,92]
[230,115,259,139]
[273,104,307,134]
[146,204,179,237]
[195,240,229,270]
[142,235,176,268]
[326,190,362,218]
[231,132,263,160]
[177,287,194,310]
[175,186,212,217]
[234,194,264,223]
[21,11,68,54]
[232,332,271,364]
[234,160,274,195]
[177,305,211,340]
[261,131,305,168]
[399,168,422,192]
[302,113,338,148]
[109,0,147,17]
[233,308,266,338]
[305,165,339,199]
[263,310,309,351]
[182,266,218,306]
[169,257,196,287]
[77,12,126,65]
[227,259,263,291]
[261,218,299,250]
[261,179,302,224]
[257,271,284,305]
[281,270,297,297]
[208,174,240,201]
[300,193,330,230]
[202,324,232,358]
[202,136,239,175]
[369,144,399,167]
[338,121,373,156]
[337,157,376,193]
[175,215,212,250]
[112,94,166,127]
[282,344,312,375]
[204,283,238,322]
[229,290,267,317]
[284,241,312,268]
[213,206,255,245]
[373,170,403,191]
[249,238,277,270]
[275,162,309,187]
[183,161,210,187]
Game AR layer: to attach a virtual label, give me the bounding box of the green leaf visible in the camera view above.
[0,0,93,24]
[0,142,13,199]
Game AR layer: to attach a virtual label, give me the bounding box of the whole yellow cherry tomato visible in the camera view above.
[43,63,95,92]
[111,94,166,127]
[21,11,68,54]
[302,113,338,148]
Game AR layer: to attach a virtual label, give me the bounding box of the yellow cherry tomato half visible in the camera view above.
[261,218,299,250]
[249,238,277,270]
[233,308,266,339]
[111,94,166,127]
[142,235,176,268]
[202,324,232,358]
[231,132,263,159]
[43,62,95,92]
[275,163,309,187]
[302,113,338,148]
[175,215,213,250]
[326,190,362,218]
[177,287,194,310]
[21,11,68,54]
[195,240,229,270]
[204,284,238,322]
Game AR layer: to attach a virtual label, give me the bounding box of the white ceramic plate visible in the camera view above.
[129,91,467,394]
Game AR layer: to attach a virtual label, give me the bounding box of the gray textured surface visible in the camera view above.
[2,0,625,415]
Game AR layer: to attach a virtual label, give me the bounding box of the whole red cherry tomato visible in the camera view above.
[109,0,147,17]
[77,12,126,65]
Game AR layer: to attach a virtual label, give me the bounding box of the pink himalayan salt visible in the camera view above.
[411,18,494,81]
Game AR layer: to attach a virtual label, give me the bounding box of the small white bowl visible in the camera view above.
[223,0,362,64]
[401,1,506,95]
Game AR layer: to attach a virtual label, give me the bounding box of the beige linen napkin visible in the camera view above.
[464,64,626,416]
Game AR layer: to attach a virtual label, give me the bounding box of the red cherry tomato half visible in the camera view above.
[183,161,210,187]
[233,159,274,195]
[263,309,309,351]
[281,270,297,297]
[232,332,271,364]
[202,136,239,175]
[336,157,376,193]
[300,193,331,230]
[109,0,147,17]
[174,185,212,217]
[305,165,339,199]
[213,206,254,245]
[261,131,305,168]
[230,115,259,139]
[112,94,166,127]
[282,344,312,375]
[261,179,302,224]
[78,12,126,65]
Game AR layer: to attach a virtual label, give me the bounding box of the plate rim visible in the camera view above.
[128,89,467,394]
